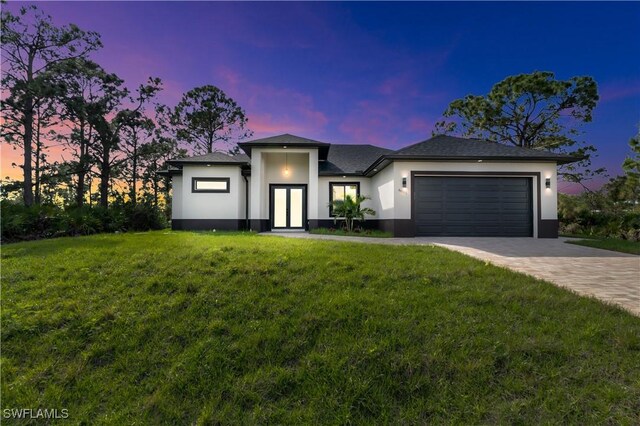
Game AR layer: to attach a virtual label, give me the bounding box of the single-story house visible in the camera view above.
[160,134,579,238]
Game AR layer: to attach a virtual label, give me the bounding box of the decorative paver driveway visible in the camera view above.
[265,233,640,315]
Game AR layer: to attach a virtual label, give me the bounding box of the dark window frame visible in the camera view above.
[191,177,231,193]
[329,182,360,217]
[269,184,308,230]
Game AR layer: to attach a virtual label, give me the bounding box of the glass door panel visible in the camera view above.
[273,188,287,228]
[289,188,303,228]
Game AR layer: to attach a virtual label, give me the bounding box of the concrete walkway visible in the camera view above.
[263,232,640,315]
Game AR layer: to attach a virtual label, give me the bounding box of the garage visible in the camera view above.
[413,175,533,237]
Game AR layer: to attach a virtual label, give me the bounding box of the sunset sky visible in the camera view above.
[2,1,639,192]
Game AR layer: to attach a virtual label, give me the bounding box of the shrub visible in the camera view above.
[123,202,168,231]
[0,200,168,243]
[558,193,640,238]
[329,195,376,232]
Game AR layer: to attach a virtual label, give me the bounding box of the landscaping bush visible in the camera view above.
[0,200,168,243]
[558,193,640,240]
[122,202,168,231]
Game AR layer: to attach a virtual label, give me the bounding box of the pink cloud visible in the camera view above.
[248,114,306,136]
[338,94,436,148]
[408,117,432,134]
[213,66,328,138]
[599,80,640,103]
[378,74,410,96]
[338,100,401,146]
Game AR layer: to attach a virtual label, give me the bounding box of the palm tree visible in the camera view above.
[330,194,376,232]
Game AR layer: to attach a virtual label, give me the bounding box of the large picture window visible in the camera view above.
[192,177,230,193]
[329,182,360,216]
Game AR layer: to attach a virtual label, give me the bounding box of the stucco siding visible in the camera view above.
[171,155,559,237]
[371,164,396,219]
[317,177,375,220]
[389,161,558,238]
[390,161,557,218]
[171,175,183,219]
[179,165,245,219]
[251,148,317,220]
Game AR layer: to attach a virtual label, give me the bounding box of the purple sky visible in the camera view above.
[4,1,640,192]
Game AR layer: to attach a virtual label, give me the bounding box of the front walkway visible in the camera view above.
[263,232,640,316]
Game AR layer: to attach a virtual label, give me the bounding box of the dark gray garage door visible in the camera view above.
[414,176,533,237]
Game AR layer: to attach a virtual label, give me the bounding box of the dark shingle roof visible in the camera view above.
[157,165,183,176]
[320,144,393,175]
[162,134,580,179]
[239,133,330,147]
[168,151,250,165]
[389,135,580,163]
[238,133,331,158]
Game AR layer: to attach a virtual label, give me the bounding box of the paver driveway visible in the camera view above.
[266,233,640,315]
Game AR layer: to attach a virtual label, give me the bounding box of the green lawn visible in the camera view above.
[566,237,640,255]
[309,227,392,238]
[2,232,640,424]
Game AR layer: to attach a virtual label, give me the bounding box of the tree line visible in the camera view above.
[2,4,637,242]
[1,5,251,209]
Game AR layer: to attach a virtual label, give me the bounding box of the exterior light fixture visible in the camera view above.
[402,177,407,188]
[477,160,483,163]
[545,178,551,189]
[283,153,289,176]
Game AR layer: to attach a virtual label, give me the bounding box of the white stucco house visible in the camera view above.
[160,134,579,238]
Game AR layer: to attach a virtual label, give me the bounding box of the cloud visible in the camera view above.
[599,80,640,103]
[407,117,432,134]
[338,100,393,144]
[213,66,328,139]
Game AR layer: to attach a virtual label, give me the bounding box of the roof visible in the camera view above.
[167,151,250,166]
[320,144,393,175]
[362,134,580,174]
[391,135,579,163]
[238,133,330,159]
[162,134,581,177]
[156,165,183,176]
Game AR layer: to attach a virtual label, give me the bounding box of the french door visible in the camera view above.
[270,185,306,230]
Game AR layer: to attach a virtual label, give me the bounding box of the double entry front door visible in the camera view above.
[270,185,307,230]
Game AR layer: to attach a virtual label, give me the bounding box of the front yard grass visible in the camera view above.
[566,236,640,255]
[2,231,640,424]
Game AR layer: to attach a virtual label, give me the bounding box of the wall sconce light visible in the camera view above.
[545,178,551,189]
[402,177,407,188]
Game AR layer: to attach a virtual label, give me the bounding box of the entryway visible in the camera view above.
[270,185,307,230]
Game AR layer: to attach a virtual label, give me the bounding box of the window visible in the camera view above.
[192,177,230,193]
[329,182,359,216]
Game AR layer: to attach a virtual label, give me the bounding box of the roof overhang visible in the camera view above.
[318,171,365,177]
[166,160,249,167]
[157,168,182,176]
[363,154,582,176]
[238,142,330,161]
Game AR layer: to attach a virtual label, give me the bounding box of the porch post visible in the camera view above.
[307,149,319,228]
[250,149,264,231]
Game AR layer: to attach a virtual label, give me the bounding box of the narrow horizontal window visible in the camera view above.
[192,177,230,193]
